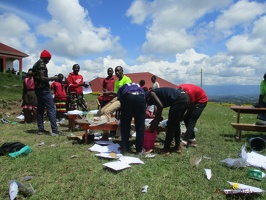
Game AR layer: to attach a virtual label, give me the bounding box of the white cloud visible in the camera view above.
[0,13,36,49]
[127,0,231,54]
[35,0,123,58]
[215,0,265,31]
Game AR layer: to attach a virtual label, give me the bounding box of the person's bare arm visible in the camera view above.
[149,91,163,132]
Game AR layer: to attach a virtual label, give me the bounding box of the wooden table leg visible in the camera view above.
[235,110,241,140]
[69,118,75,132]
[85,129,88,144]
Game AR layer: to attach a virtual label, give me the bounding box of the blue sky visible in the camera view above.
[1,0,266,87]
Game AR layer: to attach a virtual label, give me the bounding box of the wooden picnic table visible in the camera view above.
[76,119,118,144]
[230,105,266,140]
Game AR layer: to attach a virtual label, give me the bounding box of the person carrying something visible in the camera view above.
[118,83,146,154]
[51,73,67,123]
[32,50,60,136]
[177,84,208,149]
[67,64,89,112]
[146,87,190,155]
[21,68,37,123]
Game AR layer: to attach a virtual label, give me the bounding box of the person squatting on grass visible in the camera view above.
[51,73,67,122]
[177,84,208,149]
[67,64,89,112]
[32,50,59,136]
[117,83,146,154]
[146,87,190,155]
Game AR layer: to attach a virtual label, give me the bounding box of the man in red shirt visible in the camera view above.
[177,84,208,149]
[98,67,116,107]
[67,64,89,111]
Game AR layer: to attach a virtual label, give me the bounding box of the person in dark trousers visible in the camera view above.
[32,50,59,136]
[117,83,146,154]
[177,84,208,149]
[146,87,190,155]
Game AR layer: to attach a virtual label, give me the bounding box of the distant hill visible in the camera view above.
[203,85,259,97]
[203,85,259,105]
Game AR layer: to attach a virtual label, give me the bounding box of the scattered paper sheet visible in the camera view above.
[9,181,18,200]
[119,156,144,165]
[83,83,92,94]
[142,185,149,193]
[103,161,131,171]
[222,144,266,169]
[95,152,123,159]
[204,168,212,180]
[246,151,266,169]
[224,181,265,194]
[88,143,120,153]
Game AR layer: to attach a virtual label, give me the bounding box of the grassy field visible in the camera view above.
[0,72,266,199]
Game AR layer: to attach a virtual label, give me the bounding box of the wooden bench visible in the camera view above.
[230,106,266,140]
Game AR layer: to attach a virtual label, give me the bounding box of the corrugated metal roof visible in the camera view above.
[90,72,178,92]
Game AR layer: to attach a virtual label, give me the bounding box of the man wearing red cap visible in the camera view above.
[32,50,60,136]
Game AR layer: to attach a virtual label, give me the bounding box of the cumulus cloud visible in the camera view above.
[0,13,36,49]
[127,0,231,54]
[215,0,265,31]
[36,0,123,58]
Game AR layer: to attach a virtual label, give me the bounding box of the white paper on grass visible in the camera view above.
[83,83,92,94]
[224,181,265,194]
[9,181,18,200]
[88,143,120,153]
[204,169,212,180]
[246,151,266,169]
[119,156,144,165]
[95,152,123,159]
[103,161,131,171]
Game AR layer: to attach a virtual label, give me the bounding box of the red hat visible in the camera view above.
[40,50,52,58]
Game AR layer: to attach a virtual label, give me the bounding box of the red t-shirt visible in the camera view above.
[51,81,67,100]
[67,72,84,94]
[178,84,208,103]
[103,76,115,92]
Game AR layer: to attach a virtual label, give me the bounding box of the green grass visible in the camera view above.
[0,73,266,199]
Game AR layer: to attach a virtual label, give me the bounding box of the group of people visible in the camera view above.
[22,50,89,136]
[22,49,208,155]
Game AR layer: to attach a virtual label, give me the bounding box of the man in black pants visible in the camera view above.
[117,83,146,154]
[146,87,190,155]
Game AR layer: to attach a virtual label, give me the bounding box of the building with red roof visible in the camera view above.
[0,43,28,75]
[90,72,178,92]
